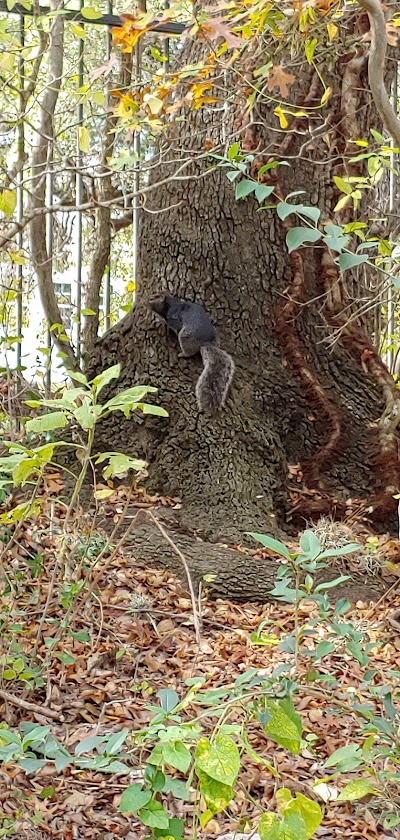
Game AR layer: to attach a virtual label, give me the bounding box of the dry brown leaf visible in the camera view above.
[266,65,296,98]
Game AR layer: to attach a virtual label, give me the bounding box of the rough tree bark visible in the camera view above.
[87,7,400,596]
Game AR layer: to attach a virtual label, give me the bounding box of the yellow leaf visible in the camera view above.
[0,189,17,218]
[127,280,136,292]
[321,86,332,106]
[327,22,338,41]
[333,193,352,212]
[144,95,163,115]
[78,126,90,153]
[94,488,115,499]
[274,106,289,129]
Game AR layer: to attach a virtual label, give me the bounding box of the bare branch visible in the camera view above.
[358,0,400,147]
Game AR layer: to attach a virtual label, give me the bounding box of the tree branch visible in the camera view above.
[358,0,400,147]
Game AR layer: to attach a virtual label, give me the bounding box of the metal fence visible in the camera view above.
[0,1,185,392]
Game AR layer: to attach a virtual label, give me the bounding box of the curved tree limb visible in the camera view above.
[358,0,400,147]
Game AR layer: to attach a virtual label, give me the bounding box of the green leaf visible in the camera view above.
[104,729,129,755]
[54,651,75,665]
[277,202,320,225]
[95,452,147,480]
[157,688,180,712]
[258,813,282,840]
[235,179,256,200]
[90,364,121,395]
[19,757,47,774]
[140,403,169,416]
[162,777,189,800]
[314,575,351,592]
[75,735,106,756]
[281,791,322,838]
[305,37,317,64]
[299,530,322,559]
[247,532,290,559]
[2,668,16,680]
[337,778,376,802]
[324,743,362,772]
[195,735,240,786]
[70,371,89,386]
[74,399,98,430]
[323,223,349,253]
[286,227,322,254]
[338,253,368,272]
[333,175,352,195]
[80,5,102,18]
[161,741,191,773]
[254,184,274,203]
[196,769,234,815]
[226,170,241,182]
[119,783,152,814]
[370,128,384,144]
[262,699,302,755]
[139,800,170,829]
[0,189,17,218]
[317,543,361,559]
[228,142,240,160]
[26,411,68,434]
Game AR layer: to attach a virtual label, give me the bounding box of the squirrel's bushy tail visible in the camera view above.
[196,344,235,414]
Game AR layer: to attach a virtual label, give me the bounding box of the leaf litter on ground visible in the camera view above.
[0,478,399,839]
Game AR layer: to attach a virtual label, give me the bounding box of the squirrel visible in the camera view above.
[148,291,235,414]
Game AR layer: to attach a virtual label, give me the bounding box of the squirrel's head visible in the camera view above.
[147,291,171,317]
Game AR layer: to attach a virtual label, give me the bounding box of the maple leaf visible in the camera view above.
[200,17,245,49]
[266,65,296,98]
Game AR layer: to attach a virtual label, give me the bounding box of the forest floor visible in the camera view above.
[0,476,400,839]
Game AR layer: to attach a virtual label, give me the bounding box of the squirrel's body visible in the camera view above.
[148,292,234,414]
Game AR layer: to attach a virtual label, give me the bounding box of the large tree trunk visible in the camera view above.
[88,11,400,555]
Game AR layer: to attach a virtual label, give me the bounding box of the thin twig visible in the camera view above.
[357,0,400,147]
[146,510,203,646]
[0,688,61,721]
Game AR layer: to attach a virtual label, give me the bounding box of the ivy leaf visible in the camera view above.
[262,698,302,754]
[338,253,369,272]
[157,688,180,712]
[118,783,152,814]
[196,769,234,815]
[279,790,322,838]
[322,223,349,253]
[161,740,191,773]
[286,227,322,254]
[139,800,170,829]
[324,743,363,772]
[195,735,240,786]
[255,184,274,203]
[235,179,256,200]
[258,812,281,840]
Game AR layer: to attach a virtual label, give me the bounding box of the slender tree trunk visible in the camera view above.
[29,0,78,371]
[88,9,400,554]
